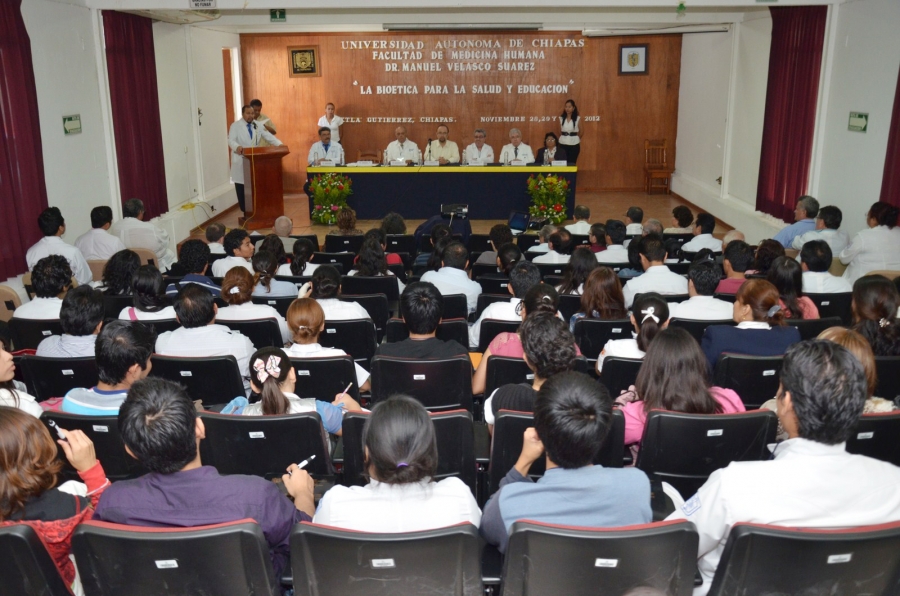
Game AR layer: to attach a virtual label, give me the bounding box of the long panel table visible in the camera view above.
[307,165,577,220]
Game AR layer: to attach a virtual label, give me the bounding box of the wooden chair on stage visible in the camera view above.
[357,149,380,162]
[644,139,674,195]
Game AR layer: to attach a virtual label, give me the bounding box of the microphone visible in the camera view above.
[252,122,257,129]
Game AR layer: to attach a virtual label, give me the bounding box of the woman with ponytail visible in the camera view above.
[313,394,481,531]
[282,238,318,277]
[242,347,361,435]
[308,265,370,321]
[851,274,900,356]
[596,293,669,373]
[840,201,900,283]
[251,250,297,297]
[216,267,292,344]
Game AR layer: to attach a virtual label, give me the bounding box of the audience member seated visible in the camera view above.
[155,285,255,394]
[564,205,592,235]
[670,260,734,321]
[251,251,297,298]
[414,223,452,268]
[37,286,103,358]
[624,206,644,235]
[668,339,900,594]
[851,274,900,356]
[257,234,290,273]
[721,229,745,250]
[715,240,752,294]
[768,257,819,320]
[282,238,318,277]
[210,229,255,278]
[216,268,291,344]
[681,213,722,253]
[375,282,470,359]
[617,328,745,457]
[311,395,481,531]
[307,265,370,321]
[120,266,177,321]
[420,242,482,314]
[595,220,630,265]
[532,231,571,264]
[347,236,405,294]
[469,261,542,349]
[569,266,628,332]
[475,224,514,266]
[641,219,664,238]
[480,242,522,281]
[327,206,364,237]
[622,235,688,308]
[0,346,42,417]
[840,201,900,284]
[269,217,296,253]
[745,239,785,276]
[700,279,802,369]
[526,225,557,255]
[791,204,849,255]
[0,408,110,593]
[25,207,92,286]
[14,255,71,319]
[664,205,693,234]
[93,377,312,579]
[108,198,176,272]
[481,371,651,553]
[617,240,645,280]
[100,249,141,295]
[62,320,155,415]
[284,298,371,392]
[597,293,669,373]
[205,222,226,254]
[556,247,597,296]
[773,195,819,248]
[800,240,851,294]
[165,239,220,297]
[380,211,407,235]
[241,347,361,435]
[75,206,126,261]
[588,223,606,253]
[358,228,403,266]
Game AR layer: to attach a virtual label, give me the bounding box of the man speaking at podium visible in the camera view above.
[425,125,459,165]
[308,127,344,165]
[229,104,283,214]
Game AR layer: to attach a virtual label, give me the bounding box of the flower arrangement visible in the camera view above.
[526,174,570,225]
[309,172,353,225]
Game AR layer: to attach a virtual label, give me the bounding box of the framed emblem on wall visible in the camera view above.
[618,44,648,76]
[289,46,321,77]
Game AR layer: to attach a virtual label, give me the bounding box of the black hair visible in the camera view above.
[364,228,386,247]
[851,275,900,356]
[223,229,250,257]
[522,283,559,316]
[695,213,716,234]
[753,240,786,275]
[688,260,723,296]
[102,249,141,296]
[558,247,598,295]
[509,261,542,298]
[441,241,468,270]
[605,220,627,245]
[363,395,438,485]
[672,205,693,228]
[205,222,225,243]
[248,347,292,415]
[780,340,867,444]
[178,239,210,275]
[60,286,104,336]
[37,207,64,237]
[868,201,900,229]
[626,237,643,271]
[767,257,805,320]
[96,320,156,385]
[723,240,754,273]
[800,240,832,273]
[252,250,278,292]
[90,206,113,229]
[489,224,514,248]
[426,236,454,272]
[632,293,669,352]
[639,234,667,263]
[380,213,407,235]
[173,284,216,329]
[497,243,522,275]
[817,206,842,230]
[310,265,341,299]
[132,265,170,313]
[548,232,565,253]
[118,377,198,474]
[560,99,580,122]
[520,312,577,379]
[589,223,606,245]
[400,282,443,335]
[31,255,72,298]
[356,237,388,276]
[249,99,262,108]
[318,126,330,135]
[534,371,611,469]
[258,235,288,266]
[290,239,315,276]
[625,207,643,224]
[573,205,590,221]
[430,223,452,245]
[544,131,559,147]
[122,198,144,219]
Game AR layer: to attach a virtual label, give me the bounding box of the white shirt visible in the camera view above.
[208,242,226,255]
[670,296,735,321]
[420,267,483,314]
[559,116,581,145]
[25,236,92,286]
[595,245,630,265]
[801,271,852,294]
[681,234,723,253]
[532,251,570,265]
[385,139,420,163]
[215,302,291,344]
[308,141,344,165]
[75,228,126,261]
[211,256,254,278]
[526,243,550,254]
[622,265,688,308]
[285,343,370,387]
[118,305,177,321]
[626,223,643,235]
[791,227,850,254]
[565,221,592,235]
[498,143,534,164]
[13,297,63,319]
[463,143,494,164]
[840,225,900,284]
[277,262,317,277]
[316,298,371,321]
[155,324,255,394]
[36,334,96,358]
[0,388,43,418]
[597,338,644,373]
[668,438,900,595]
[228,119,282,184]
[425,140,460,163]
[317,114,344,143]
[345,269,405,294]
[315,477,481,533]
[469,297,521,349]
[108,217,176,272]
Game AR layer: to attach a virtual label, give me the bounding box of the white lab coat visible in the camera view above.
[498,143,534,164]
[308,141,344,165]
[228,119,282,184]
[839,225,900,284]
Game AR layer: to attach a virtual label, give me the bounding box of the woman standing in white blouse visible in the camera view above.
[840,202,900,284]
[317,103,344,144]
[559,99,583,165]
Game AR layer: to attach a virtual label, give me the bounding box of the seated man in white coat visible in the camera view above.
[621,235,688,308]
[499,128,534,164]
[668,339,900,595]
[669,260,735,321]
[211,229,255,278]
[800,240,851,294]
[26,207,92,286]
[790,205,850,255]
[384,126,419,164]
[308,127,343,165]
[108,198,176,272]
[75,206,126,261]
[228,104,283,217]
[420,242,482,314]
[680,213,723,253]
[463,128,494,164]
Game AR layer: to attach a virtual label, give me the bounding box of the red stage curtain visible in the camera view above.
[103,11,168,219]
[756,6,828,222]
[880,63,900,208]
[0,0,50,279]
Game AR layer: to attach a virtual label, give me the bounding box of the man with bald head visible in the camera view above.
[425,125,459,164]
[385,126,419,164]
[499,128,534,164]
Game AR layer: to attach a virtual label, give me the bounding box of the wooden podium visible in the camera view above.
[241,145,290,230]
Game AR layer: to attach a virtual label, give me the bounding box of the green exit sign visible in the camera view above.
[848,112,868,133]
[270,9,286,22]
[63,114,81,135]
